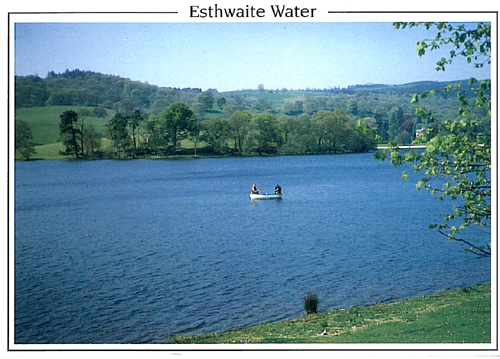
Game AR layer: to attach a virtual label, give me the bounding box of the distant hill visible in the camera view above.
[14,70,490,160]
[14,69,489,138]
[15,69,203,111]
[15,69,480,113]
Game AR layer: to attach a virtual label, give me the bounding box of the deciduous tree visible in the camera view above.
[228,110,251,154]
[106,112,131,157]
[190,102,206,120]
[222,100,240,119]
[82,124,102,157]
[200,118,230,154]
[196,91,215,111]
[375,22,491,256]
[216,97,227,109]
[91,107,108,118]
[15,120,36,160]
[161,102,197,155]
[250,113,280,155]
[128,109,144,149]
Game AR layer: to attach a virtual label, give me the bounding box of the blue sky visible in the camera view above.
[14,21,491,92]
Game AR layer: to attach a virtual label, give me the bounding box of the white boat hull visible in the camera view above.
[249,193,282,200]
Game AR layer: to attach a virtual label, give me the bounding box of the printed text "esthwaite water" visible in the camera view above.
[190,5,317,18]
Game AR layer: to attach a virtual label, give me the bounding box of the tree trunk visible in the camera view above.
[80,119,85,157]
[172,129,177,156]
[71,126,79,159]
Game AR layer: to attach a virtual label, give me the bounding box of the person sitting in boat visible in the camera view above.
[251,184,259,194]
[274,184,281,195]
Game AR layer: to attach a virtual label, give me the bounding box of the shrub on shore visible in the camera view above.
[303,292,319,315]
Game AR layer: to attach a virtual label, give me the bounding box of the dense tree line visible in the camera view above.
[15,69,490,161]
[54,104,376,159]
[15,70,489,145]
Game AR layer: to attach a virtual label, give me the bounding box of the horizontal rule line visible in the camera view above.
[327,10,497,13]
[8,11,179,15]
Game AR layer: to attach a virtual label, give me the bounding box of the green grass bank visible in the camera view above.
[166,283,491,344]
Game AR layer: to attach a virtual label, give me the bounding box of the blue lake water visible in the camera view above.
[14,154,490,343]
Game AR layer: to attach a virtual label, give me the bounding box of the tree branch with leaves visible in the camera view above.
[375,22,491,257]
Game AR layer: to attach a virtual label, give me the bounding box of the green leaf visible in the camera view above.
[416,41,428,56]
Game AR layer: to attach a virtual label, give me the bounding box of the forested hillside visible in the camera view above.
[14,69,490,160]
[15,69,203,113]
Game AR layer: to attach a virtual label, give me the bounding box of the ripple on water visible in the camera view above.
[14,155,490,343]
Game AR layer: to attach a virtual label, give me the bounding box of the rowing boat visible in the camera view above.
[249,193,282,200]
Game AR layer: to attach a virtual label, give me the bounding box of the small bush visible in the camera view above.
[303,292,319,315]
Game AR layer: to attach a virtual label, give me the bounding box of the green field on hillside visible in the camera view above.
[15,106,115,146]
[13,105,214,160]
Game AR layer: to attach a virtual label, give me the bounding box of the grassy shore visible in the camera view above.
[166,284,491,344]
